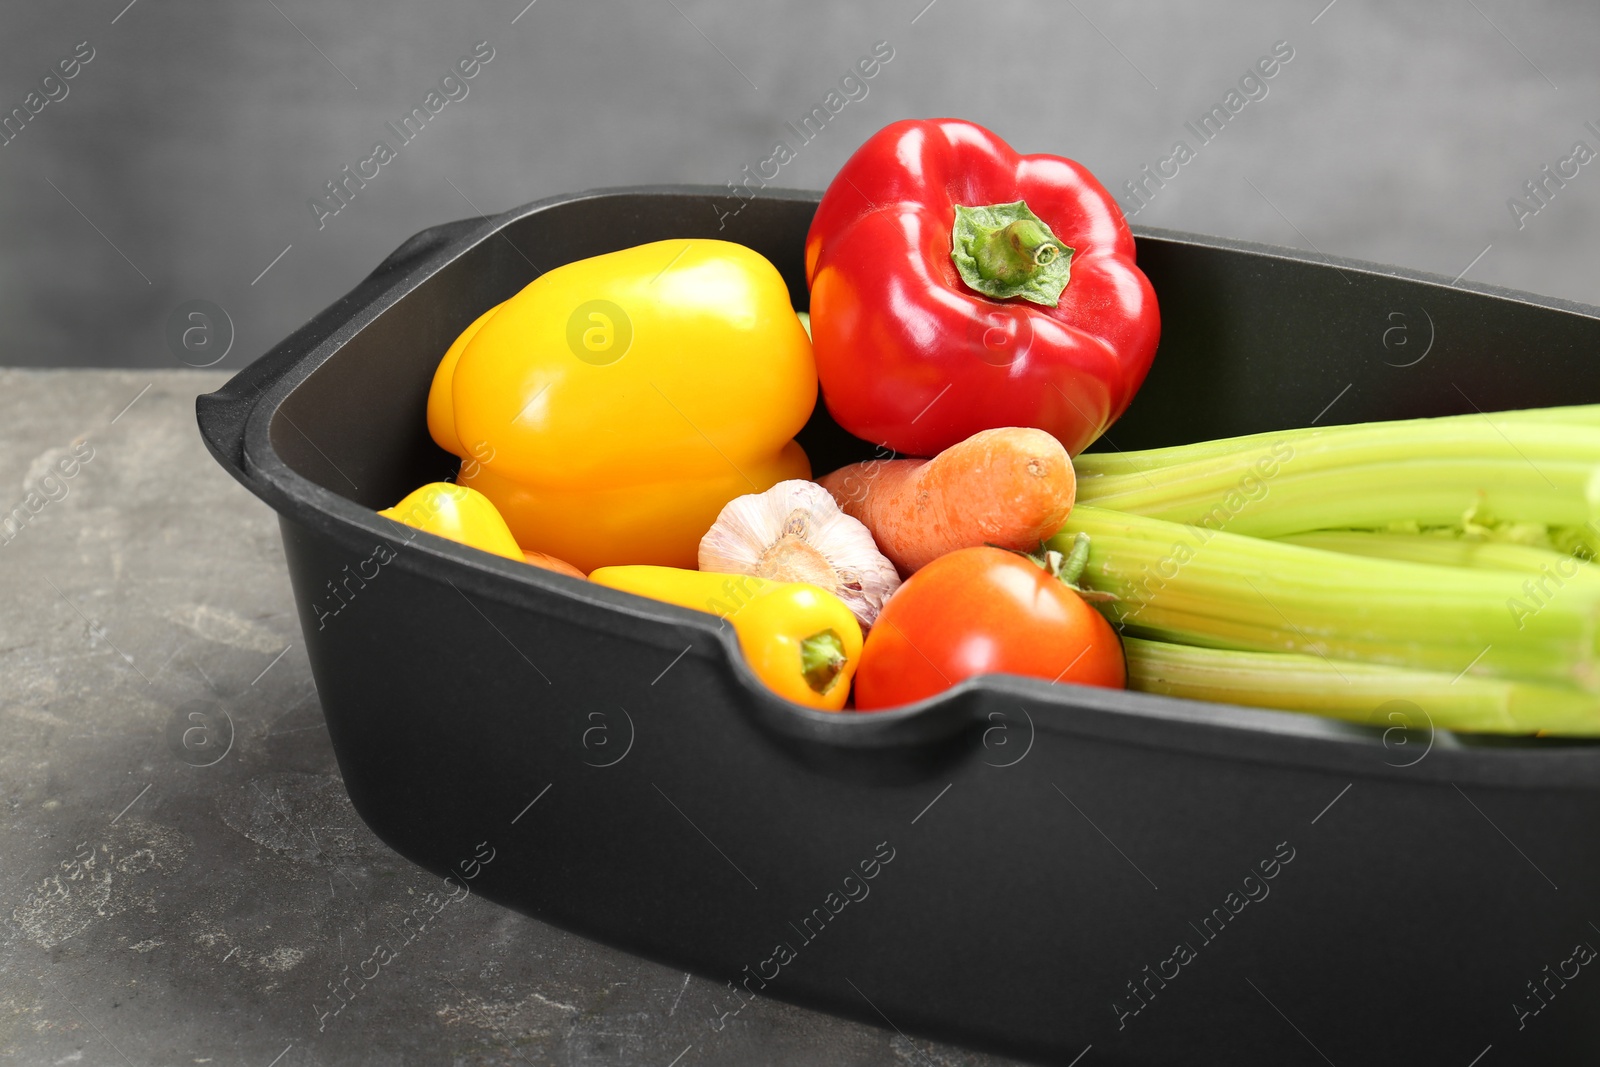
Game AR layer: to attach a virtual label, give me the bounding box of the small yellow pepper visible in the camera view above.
[378,482,524,561]
[427,239,816,573]
[588,566,863,711]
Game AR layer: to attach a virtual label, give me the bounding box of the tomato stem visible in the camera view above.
[1013,533,1118,602]
[1054,531,1091,586]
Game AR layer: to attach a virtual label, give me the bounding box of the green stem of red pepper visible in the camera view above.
[951,200,1076,306]
[976,218,1064,284]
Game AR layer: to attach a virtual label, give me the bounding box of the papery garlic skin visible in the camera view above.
[699,479,901,629]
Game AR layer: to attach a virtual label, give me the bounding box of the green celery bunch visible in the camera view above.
[1075,403,1600,476]
[1073,421,1600,542]
[1050,507,1600,695]
[1122,636,1598,736]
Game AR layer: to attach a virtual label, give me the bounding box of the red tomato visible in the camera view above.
[854,546,1125,710]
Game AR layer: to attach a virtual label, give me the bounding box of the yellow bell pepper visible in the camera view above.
[377,482,524,561]
[588,566,863,711]
[427,239,816,573]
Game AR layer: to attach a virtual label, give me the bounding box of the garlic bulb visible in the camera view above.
[700,479,901,629]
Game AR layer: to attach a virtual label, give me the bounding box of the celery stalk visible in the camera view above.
[1279,530,1600,580]
[1051,507,1600,692]
[1074,420,1600,538]
[1122,636,1600,736]
[1077,403,1600,477]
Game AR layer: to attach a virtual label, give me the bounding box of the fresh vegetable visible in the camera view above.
[1074,417,1600,543]
[427,239,817,573]
[522,550,587,580]
[587,566,863,711]
[1056,402,1600,733]
[804,118,1160,458]
[378,482,525,561]
[1073,402,1600,477]
[853,544,1125,711]
[698,479,900,630]
[1051,507,1600,694]
[818,427,1076,574]
[1123,637,1600,736]
[1280,529,1600,580]
[379,482,588,577]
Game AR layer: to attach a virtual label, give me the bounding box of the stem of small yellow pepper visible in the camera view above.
[799,629,847,694]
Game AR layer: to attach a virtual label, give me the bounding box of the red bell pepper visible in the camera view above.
[804,118,1160,458]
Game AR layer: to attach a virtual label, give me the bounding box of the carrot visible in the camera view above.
[818,427,1076,574]
[522,550,587,580]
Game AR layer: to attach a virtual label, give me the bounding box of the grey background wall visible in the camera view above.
[2,0,1596,370]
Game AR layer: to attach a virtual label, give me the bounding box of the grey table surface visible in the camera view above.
[0,369,1028,1067]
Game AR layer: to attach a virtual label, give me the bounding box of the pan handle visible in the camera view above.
[195,215,487,489]
[194,344,298,486]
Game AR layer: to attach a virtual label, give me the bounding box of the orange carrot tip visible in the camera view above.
[522,550,587,580]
